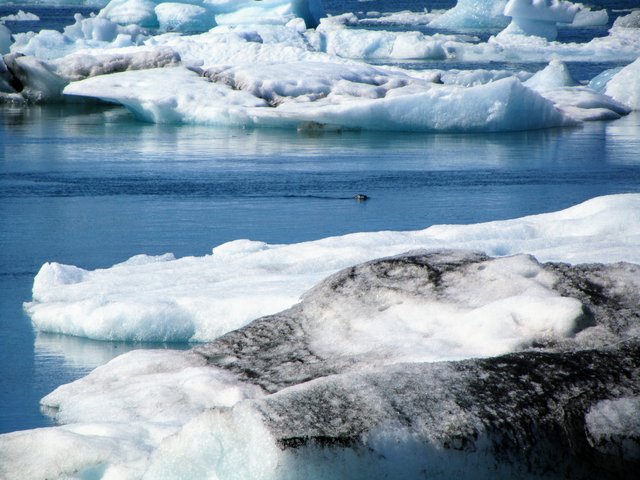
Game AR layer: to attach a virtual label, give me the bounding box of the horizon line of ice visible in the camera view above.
[24,193,640,343]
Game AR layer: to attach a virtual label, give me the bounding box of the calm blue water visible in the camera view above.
[2,1,640,434]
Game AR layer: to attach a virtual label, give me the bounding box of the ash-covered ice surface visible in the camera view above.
[1,0,639,129]
[3,243,640,479]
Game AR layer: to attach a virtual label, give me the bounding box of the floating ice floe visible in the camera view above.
[501,0,579,41]
[24,194,640,343]
[5,243,640,479]
[430,0,510,30]
[0,10,40,22]
[524,59,631,121]
[63,61,576,130]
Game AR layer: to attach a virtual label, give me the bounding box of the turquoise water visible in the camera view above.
[2,1,640,434]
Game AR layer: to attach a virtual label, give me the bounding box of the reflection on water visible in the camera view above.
[35,333,191,372]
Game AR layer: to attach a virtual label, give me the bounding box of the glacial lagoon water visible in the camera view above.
[2,0,640,435]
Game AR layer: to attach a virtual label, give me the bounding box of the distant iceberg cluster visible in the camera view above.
[1,0,639,131]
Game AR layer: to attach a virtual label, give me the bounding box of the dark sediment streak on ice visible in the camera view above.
[196,250,640,479]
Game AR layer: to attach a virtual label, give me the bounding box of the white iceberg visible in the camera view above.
[0,10,40,22]
[606,57,640,110]
[500,0,579,40]
[25,194,640,343]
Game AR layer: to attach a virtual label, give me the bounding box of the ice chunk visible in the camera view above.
[524,59,578,90]
[538,86,630,121]
[605,57,640,110]
[0,23,12,55]
[24,194,640,343]
[429,0,510,30]
[522,60,629,121]
[0,10,40,22]
[569,6,608,27]
[155,3,215,33]
[316,20,457,60]
[501,0,580,40]
[99,0,159,28]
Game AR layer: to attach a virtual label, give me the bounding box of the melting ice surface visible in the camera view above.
[24,194,640,343]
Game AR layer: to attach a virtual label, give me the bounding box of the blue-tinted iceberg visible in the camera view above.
[500,0,579,40]
[606,57,640,110]
[429,0,510,30]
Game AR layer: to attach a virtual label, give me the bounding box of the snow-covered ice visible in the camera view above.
[606,57,640,111]
[5,225,640,478]
[24,194,640,343]
[0,10,40,22]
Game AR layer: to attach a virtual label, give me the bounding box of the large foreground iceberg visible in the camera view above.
[4,244,640,479]
[25,194,640,342]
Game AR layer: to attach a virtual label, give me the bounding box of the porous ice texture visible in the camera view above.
[25,194,640,343]
[6,249,640,479]
[606,57,640,110]
[501,0,579,41]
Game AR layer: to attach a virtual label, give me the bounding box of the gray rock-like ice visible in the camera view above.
[4,245,639,479]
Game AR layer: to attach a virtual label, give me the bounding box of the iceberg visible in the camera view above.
[0,10,40,22]
[605,57,640,110]
[5,242,640,478]
[524,60,631,121]
[63,62,574,131]
[500,0,579,41]
[429,0,510,30]
[98,0,324,29]
[25,194,640,343]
